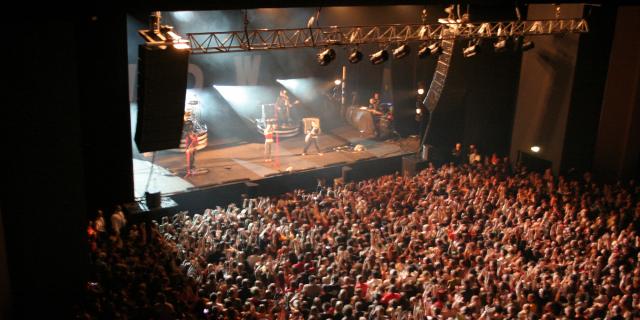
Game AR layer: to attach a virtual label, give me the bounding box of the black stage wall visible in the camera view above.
[592,6,640,181]
[78,14,135,209]
[4,12,134,318]
[560,5,617,174]
[4,17,91,318]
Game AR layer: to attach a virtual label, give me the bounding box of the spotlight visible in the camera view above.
[369,49,389,65]
[463,43,479,58]
[418,42,442,58]
[521,40,535,51]
[494,38,507,53]
[348,48,363,64]
[417,88,425,95]
[392,44,411,59]
[418,43,429,58]
[334,79,342,86]
[530,146,541,153]
[317,48,336,66]
[428,43,443,55]
[416,108,422,115]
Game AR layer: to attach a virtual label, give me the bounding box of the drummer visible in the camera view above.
[368,92,383,114]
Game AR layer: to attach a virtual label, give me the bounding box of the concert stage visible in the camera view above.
[133,125,419,199]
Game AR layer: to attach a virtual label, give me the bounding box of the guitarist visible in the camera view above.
[302,121,322,156]
[275,89,292,125]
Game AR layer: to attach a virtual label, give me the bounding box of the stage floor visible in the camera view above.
[133,125,419,198]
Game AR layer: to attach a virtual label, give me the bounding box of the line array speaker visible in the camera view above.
[135,45,190,152]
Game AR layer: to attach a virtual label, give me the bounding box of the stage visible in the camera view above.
[133,125,419,198]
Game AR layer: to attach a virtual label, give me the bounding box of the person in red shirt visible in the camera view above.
[380,286,401,305]
[354,275,368,298]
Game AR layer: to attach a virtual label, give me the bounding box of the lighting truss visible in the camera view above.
[187,19,588,54]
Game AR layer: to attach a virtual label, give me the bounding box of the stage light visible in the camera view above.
[418,43,429,58]
[428,43,442,55]
[416,108,422,114]
[530,146,541,153]
[348,48,363,63]
[317,48,336,66]
[418,42,442,58]
[521,40,535,51]
[494,38,507,53]
[369,49,389,65]
[163,28,182,41]
[417,88,425,95]
[392,44,411,59]
[463,43,479,58]
[334,79,342,86]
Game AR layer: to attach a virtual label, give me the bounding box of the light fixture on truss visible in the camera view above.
[463,40,480,58]
[392,44,411,59]
[369,48,389,65]
[138,11,190,50]
[348,48,363,63]
[317,47,336,66]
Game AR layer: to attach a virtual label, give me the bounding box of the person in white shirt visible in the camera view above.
[110,205,126,236]
[264,122,275,162]
[95,209,106,235]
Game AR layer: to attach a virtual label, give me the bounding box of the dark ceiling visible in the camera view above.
[21,0,628,18]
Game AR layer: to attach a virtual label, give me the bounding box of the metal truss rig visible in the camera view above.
[187,18,588,54]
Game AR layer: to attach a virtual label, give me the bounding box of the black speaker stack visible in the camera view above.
[135,45,190,152]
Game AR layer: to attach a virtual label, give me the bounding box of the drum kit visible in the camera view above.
[257,103,301,138]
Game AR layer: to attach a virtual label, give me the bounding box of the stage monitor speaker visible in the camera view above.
[135,45,191,152]
[402,155,429,177]
[342,166,352,183]
[145,191,161,210]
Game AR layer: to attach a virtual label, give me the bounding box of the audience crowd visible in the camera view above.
[81,158,640,319]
